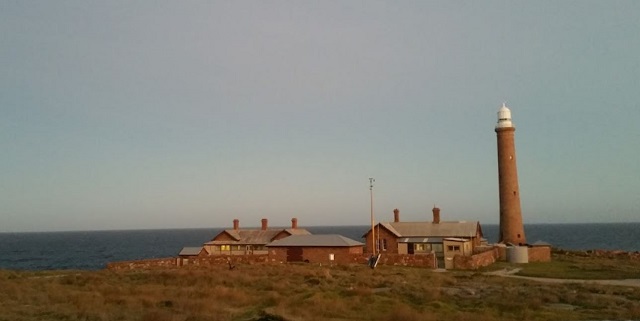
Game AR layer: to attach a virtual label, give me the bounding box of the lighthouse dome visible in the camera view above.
[496,103,514,129]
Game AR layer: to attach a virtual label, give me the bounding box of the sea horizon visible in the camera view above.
[2,221,640,234]
[2,223,640,270]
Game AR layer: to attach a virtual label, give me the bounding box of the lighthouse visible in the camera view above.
[495,103,526,245]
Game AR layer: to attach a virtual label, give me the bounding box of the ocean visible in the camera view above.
[1,223,639,271]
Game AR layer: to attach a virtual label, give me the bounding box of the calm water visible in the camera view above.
[1,223,639,270]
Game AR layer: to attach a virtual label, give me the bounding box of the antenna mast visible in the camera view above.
[369,177,376,255]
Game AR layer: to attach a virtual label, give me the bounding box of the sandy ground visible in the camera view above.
[485,268,640,287]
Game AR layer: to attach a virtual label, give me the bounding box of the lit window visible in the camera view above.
[221,245,230,251]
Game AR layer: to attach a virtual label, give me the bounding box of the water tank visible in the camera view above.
[507,246,529,263]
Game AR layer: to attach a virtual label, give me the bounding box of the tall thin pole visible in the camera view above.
[369,177,375,255]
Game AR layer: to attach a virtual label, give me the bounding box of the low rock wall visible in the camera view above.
[106,258,177,271]
[107,252,437,270]
[181,254,270,266]
[555,248,640,260]
[373,253,437,268]
[453,248,499,270]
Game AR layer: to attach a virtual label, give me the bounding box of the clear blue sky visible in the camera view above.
[1,1,639,232]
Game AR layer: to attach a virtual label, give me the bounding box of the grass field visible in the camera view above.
[2,253,640,321]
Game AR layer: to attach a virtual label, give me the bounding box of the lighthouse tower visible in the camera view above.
[495,103,526,245]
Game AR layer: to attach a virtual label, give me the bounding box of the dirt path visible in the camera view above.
[485,268,640,287]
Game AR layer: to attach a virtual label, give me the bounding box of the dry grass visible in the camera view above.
[481,251,640,279]
[2,257,640,321]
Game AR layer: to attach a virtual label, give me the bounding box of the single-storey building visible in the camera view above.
[178,246,208,266]
[442,238,473,269]
[267,234,364,264]
[203,218,311,255]
[363,208,483,268]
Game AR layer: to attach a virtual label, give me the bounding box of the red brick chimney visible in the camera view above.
[432,207,440,224]
[233,219,239,230]
[291,217,298,229]
[393,208,400,223]
[261,218,268,230]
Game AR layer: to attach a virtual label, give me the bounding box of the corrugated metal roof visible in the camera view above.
[179,247,204,256]
[444,237,470,242]
[398,237,444,243]
[266,234,364,247]
[379,221,480,238]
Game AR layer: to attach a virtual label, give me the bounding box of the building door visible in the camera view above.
[437,255,445,268]
[408,243,415,255]
[286,247,303,262]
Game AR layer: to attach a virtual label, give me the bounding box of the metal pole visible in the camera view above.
[369,177,375,255]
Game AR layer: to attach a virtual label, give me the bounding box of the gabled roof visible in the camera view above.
[179,247,205,256]
[267,234,364,247]
[366,221,481,239]
[204,228,311,246]
[284,228,312,236]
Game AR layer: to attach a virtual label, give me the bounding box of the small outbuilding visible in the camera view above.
[267,234,364,264]
[443,238,473,269]
[178,246,208,266]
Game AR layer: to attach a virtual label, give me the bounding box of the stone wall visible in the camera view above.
[373,253,437,268]
[556,248,640,260]
[453,248,499,270]
[269,247,369,265]
[106,258,177,271]
[183,254,269,266]
[107,255,271,270]
[109,252,438,270]
[108,250,442,270]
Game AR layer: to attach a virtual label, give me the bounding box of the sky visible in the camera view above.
[1,1,639,232]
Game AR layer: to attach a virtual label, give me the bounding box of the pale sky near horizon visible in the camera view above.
[1,1,639,232]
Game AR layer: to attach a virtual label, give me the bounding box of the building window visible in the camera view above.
[221,245,230,251]
[375,239,388,252]
[447,245,461,251]
[414,243,432,252]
